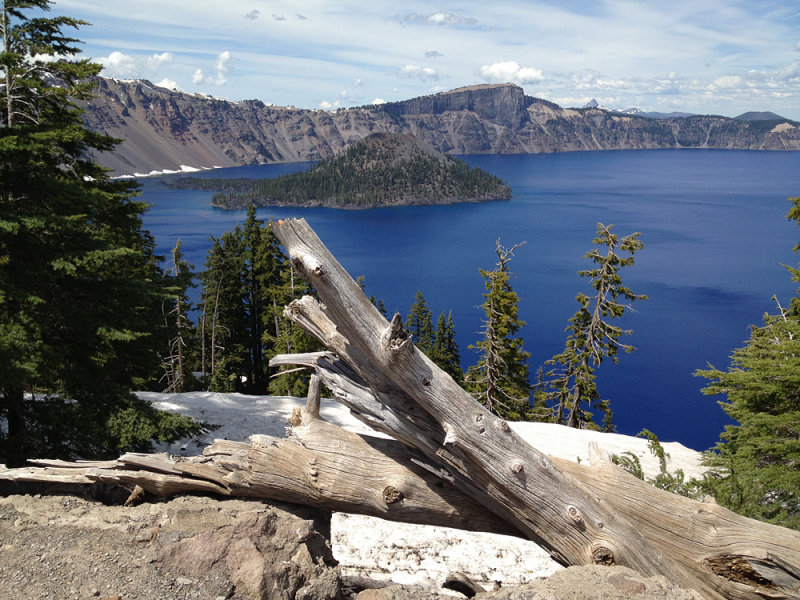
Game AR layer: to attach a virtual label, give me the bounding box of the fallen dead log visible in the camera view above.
[0,377,516,537]
[269,218,800,600]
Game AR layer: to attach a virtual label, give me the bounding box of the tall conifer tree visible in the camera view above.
[0,0,201,463]
[695,196,800,530]
[406,291,434,353]
[543,223,646,429]
[430,311,463,384]
[466,240,532,420]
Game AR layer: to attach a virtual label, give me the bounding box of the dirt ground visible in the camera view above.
[0,488,703,600]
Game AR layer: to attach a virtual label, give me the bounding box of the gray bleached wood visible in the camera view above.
[272,217,800,600]
[1,382,516,536]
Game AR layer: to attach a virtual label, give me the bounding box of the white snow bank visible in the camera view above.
[141,391,706,590]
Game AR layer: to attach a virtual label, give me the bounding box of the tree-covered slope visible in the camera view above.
[168,133,512,209]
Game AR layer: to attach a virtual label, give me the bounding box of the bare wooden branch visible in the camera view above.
[1,414,517,537]
[271,217,800,600]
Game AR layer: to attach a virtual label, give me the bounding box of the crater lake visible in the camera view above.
[139,149,800,451]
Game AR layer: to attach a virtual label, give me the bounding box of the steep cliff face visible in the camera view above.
[81,78,800,176]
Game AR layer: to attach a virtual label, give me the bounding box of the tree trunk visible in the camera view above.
[269,218,800,600]
[2,218,799,600]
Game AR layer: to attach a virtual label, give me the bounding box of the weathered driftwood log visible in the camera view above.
[0,378,516,536]
[270,218,800,600]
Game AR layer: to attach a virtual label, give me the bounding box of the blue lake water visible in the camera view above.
[139,149,800,451]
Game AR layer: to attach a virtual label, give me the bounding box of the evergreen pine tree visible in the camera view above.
[200,229,249,391]
[263,221,320,397]
[161,239,195,392]
[466,240,532,420]
[695,195,800,530]
[406,291,434,353]
[0,0,202,463]
[543,223,646,430]
[430,311,463,384]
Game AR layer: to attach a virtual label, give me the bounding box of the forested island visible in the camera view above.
[165,132,512,209]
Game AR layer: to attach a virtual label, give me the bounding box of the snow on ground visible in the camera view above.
[140,391,706,591]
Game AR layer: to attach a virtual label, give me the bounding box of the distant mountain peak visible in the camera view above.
[735,111,789,122]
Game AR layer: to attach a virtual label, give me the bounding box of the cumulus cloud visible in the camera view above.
[191,52,233,87]
[397,64,439,81]
[98,51,173,79]
[708,63,800,93]
[192,68,207,85]
[425,50,443,59]
[245,10,260,20]
[215,51,232,85]
[479,61,543,84]
[147,52,174,71]
[155,78,180,91]
[372,98,386,105]
[273,13,286,21]
[100,51,137,76]
[403,12,477,26]
[319,99,340,110]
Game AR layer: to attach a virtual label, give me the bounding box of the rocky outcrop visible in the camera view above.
[0,492,703,600]
[0,493,341,600]
[81,78,800,176]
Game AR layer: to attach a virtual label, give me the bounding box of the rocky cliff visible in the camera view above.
[82,78,800,176]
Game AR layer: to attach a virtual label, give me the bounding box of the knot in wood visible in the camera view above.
[567,505,583,524]
[592,546,615,566]
[496,420,510,432]
[510,460,524,474]
[422,377,431,386]
[382,485,404,505]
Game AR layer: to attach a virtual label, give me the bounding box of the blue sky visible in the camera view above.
[53,0,800,119]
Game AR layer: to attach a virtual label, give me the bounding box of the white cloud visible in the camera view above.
[99,51,174,79]
[99,51,138,77]
[154,78,180,91]
[147,52,173,71]
[479,61,543,85]
[403,12,477,26]
[319,100,340,110]
[371,98,386,105]
[192,68,208,85]
[425,50,444,59]
[215,51,232,86]
[397,64,439,81]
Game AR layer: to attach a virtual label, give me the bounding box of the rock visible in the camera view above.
[82,77,800,177]
[0,493,340,600]
[479,565,703,600]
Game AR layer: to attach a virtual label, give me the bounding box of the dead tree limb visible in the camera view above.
[1,380,516,537]
[271,217,800,600]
